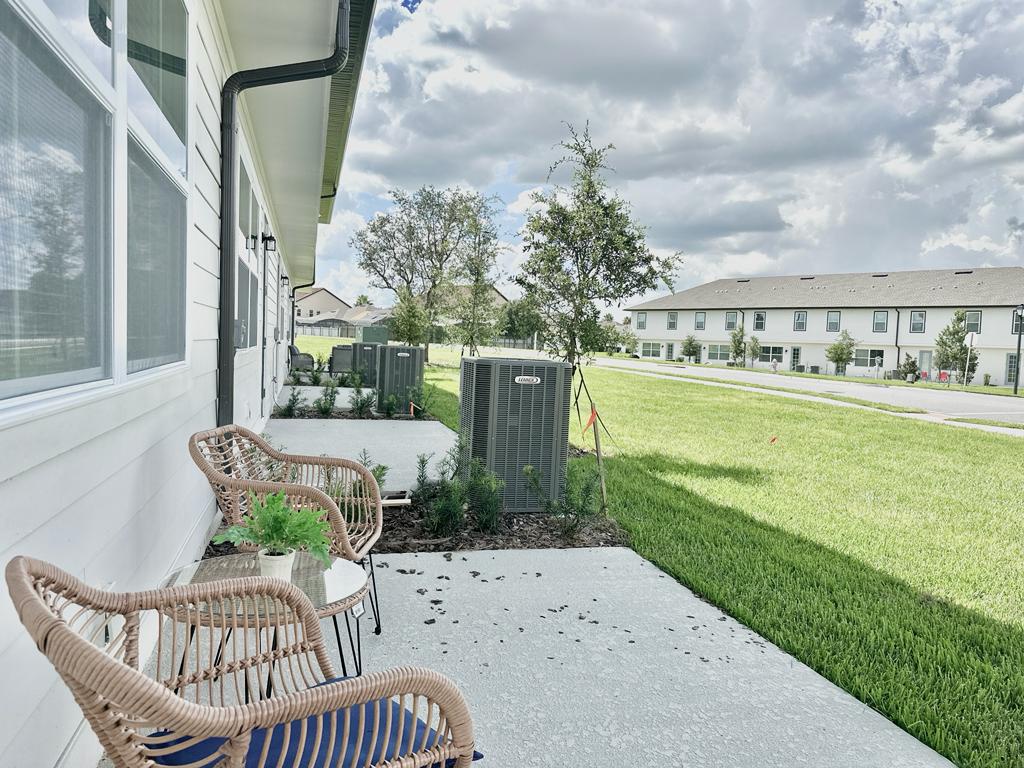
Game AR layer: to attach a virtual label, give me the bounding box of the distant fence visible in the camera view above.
[296,326,537,351]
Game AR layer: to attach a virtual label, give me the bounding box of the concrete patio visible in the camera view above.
[347,547,952,767]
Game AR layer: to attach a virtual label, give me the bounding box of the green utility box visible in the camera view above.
[356,325,389,345]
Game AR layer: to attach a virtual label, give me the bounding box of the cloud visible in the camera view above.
[316,0,1024,312]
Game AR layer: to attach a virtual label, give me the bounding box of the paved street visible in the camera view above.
[594,357,1024,424]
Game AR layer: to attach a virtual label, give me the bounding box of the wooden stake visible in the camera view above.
[591,399,609,516]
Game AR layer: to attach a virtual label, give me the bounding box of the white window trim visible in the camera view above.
[873,310,888,333]
[965,310,982,334]
[694,311,706,330]
[725,311,737,330]
[793,310,807,331]
[753,311,766,331]
[910,310,926,333]
[826,310,841,332]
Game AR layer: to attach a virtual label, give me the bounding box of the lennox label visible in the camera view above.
[514,375,541,384]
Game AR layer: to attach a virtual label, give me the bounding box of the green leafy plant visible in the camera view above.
[275,388,305,418]
[313,384,338,416]
[523,463,600,538]
[897,353,920,380]
[309,368,323,386]
[213,492,332,565]
[314,352,329,372]
[349,385,376,418]
[381,393,398,418]
[357,448,389,490]
[423,478,466,537]
[466,458,504,533]
[286,373,303,386]
[408,384,433,419]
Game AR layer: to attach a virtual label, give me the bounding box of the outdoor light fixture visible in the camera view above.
[280,274,289,286]
[246,234,259,251]
[262,233,277,252]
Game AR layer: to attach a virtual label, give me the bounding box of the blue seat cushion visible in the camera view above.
[151,679,481,767]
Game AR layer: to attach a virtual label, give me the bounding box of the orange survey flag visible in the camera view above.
[583,406,597,434]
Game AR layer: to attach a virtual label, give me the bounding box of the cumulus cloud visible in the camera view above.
[316,0,1024,312]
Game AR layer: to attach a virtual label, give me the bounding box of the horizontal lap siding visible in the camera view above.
[0,0,289,765]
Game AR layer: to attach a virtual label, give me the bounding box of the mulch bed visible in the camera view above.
[271,408,435,421]
[375,505,629,554]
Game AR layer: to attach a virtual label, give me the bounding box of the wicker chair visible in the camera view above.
[189,424,386,633]
[289,344,314,371]
[6,556,477,768]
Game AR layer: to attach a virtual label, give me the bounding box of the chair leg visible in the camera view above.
[364,552,382,636]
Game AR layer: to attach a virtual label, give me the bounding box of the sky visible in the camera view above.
[315,0,1024,313]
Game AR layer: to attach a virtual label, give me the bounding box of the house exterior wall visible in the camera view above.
[295,288,350,318]
[0,1,291,765]
[631,305,1021,384]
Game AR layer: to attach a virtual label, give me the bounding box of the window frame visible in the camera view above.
[909,310,926,334]
[0,0,194,419]
[826,310,841,332]
[1013,312,1022,335]
[757,345,784,364]
[640,341,660,358]
[853,348,886,367]
[694,311,706,331]
[752,311,766,332]
[707,344,730,361]
[667,311,677,331]
[793,310,807,331]
[636,312,647,330]
[872,310,888,333]
[964,310,982,335]
[725,311,738,331]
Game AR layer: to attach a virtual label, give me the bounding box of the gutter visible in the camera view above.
[217,0,351,427]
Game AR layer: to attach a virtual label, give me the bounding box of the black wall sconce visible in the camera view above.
[262,233,277,252]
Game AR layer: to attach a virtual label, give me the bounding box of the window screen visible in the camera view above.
[127,136,185,372]
[0,5,112,399]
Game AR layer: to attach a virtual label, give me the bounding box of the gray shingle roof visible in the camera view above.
[628,267,1024,311]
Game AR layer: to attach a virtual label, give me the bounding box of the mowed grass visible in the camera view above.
[573,366,1024,767]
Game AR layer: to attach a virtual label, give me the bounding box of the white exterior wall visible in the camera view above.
[632,305,1021,384]
[0,2,291,766]
[296,289,350,318]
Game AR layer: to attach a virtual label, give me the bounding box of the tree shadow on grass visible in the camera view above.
[598,452,1024,768]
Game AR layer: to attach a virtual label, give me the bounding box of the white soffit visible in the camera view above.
[218,1,338,284]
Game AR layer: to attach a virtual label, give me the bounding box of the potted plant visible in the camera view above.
[213,492,333,581]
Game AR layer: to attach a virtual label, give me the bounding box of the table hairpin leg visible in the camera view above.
[344,608,362,676]
[331,614,349,677]
[364,552,382,636]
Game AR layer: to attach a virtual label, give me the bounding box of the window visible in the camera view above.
[248,267,258,349]
[826,310,841,332]
[694,311,705,330]
[910,311,926,333]
[725,311,738,330]
[126,137,185,372]
[640,342,660,358]
[636,312,647,330]
[793,311,807,331]
[872,310,888,333]
[42,0,113,80]
[665,342,675,360]
[853,349,885,367]
[667,312,677,331]
[1013,312,1022,335]
[758,346,784,363]
[752,311,766,331]
[707,344,731,361]
[127,0,188,173]
[1008,353,1019,386]
[0,5,112,400]
[965,310,982,334]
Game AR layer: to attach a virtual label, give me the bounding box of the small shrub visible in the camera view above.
[423,478,466,537]
[897,353,920,380]
[523,462,600,538]
[286,373,303,386]
[349,385,376,418]
[349,369,364,389]
[276,388,305,417]
[314,352,329,372]
[309,368,323,386]
[313,384,338,417]
[334,371,351,388]
[983,373,992,386]
[382,393,399,418]
[408,384,433,419]
[466,458,504,533]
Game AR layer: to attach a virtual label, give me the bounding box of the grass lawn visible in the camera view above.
[947,417,1024,431]
[298,336,1023,765]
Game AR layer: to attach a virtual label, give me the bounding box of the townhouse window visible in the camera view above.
[1008,353,1019,386]
[694,311,706,330]
[667,312,677,331]
[126,138,185,372]
[725,311,738,330]
[910,311,926,333]
[793,311,807,331]
[127,0,188,173]
[707,344,730,361]
[1013,311,1023,335]
[753,311,766,331]
[853,349,885,367]
[41,0,113,79]
[0,5,112,399]
[665,342,675,360]
[640,342,660,358]
[965,310,982,334]
[826,310,841,332]
[758,346,784,363]
[872,310,888,333]
[636,312,647,330]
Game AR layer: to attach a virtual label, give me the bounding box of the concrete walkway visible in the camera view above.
[263,418,457,492]
[348,548,951,767]
[595,358,1024,437]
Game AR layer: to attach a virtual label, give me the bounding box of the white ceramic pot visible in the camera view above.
[257,549,295,582]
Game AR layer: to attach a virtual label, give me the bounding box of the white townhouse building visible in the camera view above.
[627,267,1024,386]
[0,1,375,765]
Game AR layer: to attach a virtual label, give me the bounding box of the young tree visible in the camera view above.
[729,325,746,366]
[897,352,920,380]
[825,329,858,374]
[351,186,474,360]
[934,309,979,384]
[451,195,502,356]
[515,124,680,367]
[354,294,371,306]
[681,335,700,362]
[496,297,545,342]
[618,328,639,356]
[390,286,428,346]
[746,335,762,367]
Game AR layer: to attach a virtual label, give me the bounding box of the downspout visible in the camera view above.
[217,0,351,426]
[290,278,316,347]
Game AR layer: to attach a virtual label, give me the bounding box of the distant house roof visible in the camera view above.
[447,284,510,304]
[628,267,1024,311]
[294,286,351,309]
